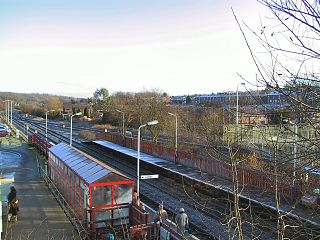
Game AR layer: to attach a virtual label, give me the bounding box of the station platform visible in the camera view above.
[92,140,320,228]
[0,138,79,240]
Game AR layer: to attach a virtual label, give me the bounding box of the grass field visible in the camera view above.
[0,135,23,147]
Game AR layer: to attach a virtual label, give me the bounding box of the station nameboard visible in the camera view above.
[140,174,159,180]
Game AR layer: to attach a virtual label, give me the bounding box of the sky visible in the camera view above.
[0,0,269,98]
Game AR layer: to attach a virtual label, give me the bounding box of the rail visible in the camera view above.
[13,116,290,237]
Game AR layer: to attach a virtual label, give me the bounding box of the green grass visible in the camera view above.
[0,135,23,147]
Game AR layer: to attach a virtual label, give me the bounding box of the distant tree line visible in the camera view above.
[0,92,88,118]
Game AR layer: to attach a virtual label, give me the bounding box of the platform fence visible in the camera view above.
[96,132,314,200]
[36,159,89,240]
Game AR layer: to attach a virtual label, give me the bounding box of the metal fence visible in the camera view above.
[96,132,312,200]
[36,159,89,240]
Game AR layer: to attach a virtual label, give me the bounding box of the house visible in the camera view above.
[240,114,268,125]
[63,103,94,118]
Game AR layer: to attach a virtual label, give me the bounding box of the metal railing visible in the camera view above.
[36,160,89,240]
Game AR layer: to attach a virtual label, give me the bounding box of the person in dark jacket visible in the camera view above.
[7,186,16,203]
[7,186,18,222]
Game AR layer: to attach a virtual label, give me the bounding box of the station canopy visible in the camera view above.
[50,142,130,184]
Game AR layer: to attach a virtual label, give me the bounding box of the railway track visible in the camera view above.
[14,118,226,238]
[14,118,283,239]
[12,117,320,239]
[17,117,282,166]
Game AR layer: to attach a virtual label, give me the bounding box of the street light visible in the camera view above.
[26,125,29,142]
[4,100,10,124]
[283,119,298,178]
[168,112,178,164]
[236,82,246,126]
[10,100,12,127]
[286,120,298,202]
[4,100,7,123]
[116,109,125,145]
[45,110,55,143]
[70,112,82,146]
[137,120,159,196]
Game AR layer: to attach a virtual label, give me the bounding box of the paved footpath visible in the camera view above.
[0,137,79,240]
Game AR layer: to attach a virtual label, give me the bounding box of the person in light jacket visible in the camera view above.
[153,203,168,224]
[175,208,189,234]
[154,203,169,240]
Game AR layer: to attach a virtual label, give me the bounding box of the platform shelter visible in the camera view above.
[48,142,134,233]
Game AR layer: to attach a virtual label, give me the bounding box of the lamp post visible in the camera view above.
[168,112,178,164]
[26,125,29,140]
[289,120,298,202]
[70,112,82,146]
[236,82,245,126]
[236,83,245,140]
[10,100,12,127]
[281,119,298,203]
[4,100,9,124]
[45,110,55,143]
[116,109,125,145]
[293,124,298,180]
[137,120,159,196]
[4,100,7,123]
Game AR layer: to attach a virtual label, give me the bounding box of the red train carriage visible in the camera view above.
[48,142,134,235]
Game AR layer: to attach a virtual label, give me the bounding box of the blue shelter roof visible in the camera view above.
[49,142,124,184]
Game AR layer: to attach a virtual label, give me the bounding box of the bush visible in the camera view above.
[92,124,114,130]
[79,131,96,141]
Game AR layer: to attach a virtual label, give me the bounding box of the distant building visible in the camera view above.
[194,92,231,105]
[162,96,171,104]
[63,103,93,118]
[240,114,268,125]
[266,91,288,106]
[194,90,289,108]
[170,96,186,105]
[63,107,73,115]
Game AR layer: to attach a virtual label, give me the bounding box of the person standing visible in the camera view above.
[153,203,168,224]
[7,186,16,203]
[153,203,168,240]
[7,186,19,222]
[175,208,189,235]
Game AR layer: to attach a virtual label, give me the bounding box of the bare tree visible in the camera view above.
[232,1,320,239]
[131,91,168,142]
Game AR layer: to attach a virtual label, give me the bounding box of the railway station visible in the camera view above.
[31,132,199,240]
[28,123,320,239]
[1,112,320,239]
[2,1,320,239]
[0,119,200,240]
